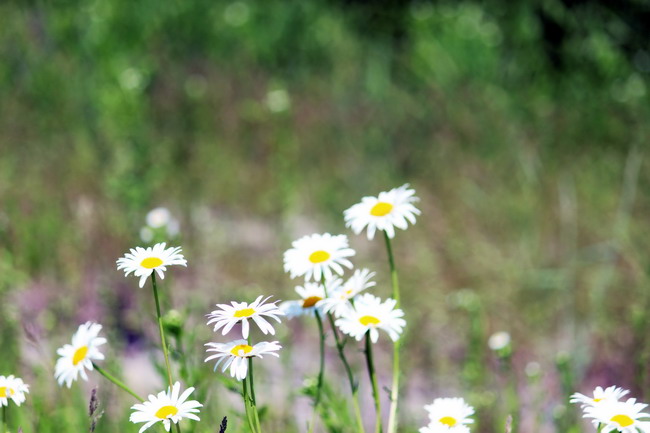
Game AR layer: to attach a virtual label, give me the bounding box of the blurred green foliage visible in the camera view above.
[1,0,649,432]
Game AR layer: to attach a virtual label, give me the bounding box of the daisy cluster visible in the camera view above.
[204,295,284,380]
[571,385,650,432]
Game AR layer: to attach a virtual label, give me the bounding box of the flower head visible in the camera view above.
[280,282,328,318]
[344,184,420,240]
[487,332,511,351]
[207,295,284,339]
[0,375,29,407]
[570,385,630,409]
[283,233,355,281]
[320,268,376,317]
[130,382,202,433]
[55,322,107,388]
[205,340,281,381]
[583,398,650,433]
[335,293,405,343]
[422,398,474,432]
[117,242,187,288]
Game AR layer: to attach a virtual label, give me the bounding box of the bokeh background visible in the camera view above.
[1,0,650,432]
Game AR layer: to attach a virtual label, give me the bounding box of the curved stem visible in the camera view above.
[248,357,262,433]
[150,273,174,388]
[365,332,382,433]
[307,310,326,433]
[92,362,144,401]
[383,232,401,433]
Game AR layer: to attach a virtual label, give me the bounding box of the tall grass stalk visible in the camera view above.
[150,273,174,387]
[365,331,382,433]
[91,362,143,401]
[383,232,401,433]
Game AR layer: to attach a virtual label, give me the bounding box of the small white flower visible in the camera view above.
[55,322,107,388]
[280,282,327,318]
[320,268,376,317]
[335,293,405,343]
[117,242,187,288]
[146,207,173,229]
[204,340,281,381]
[583,398,650,433]
[487,331,511,351]
[423,398,475,431]
[344,183,420,240]
[0,375,29,407]
[283,233,355,281]
[130,382,202,433]
[570,385,630,409]
[207,295,284,339]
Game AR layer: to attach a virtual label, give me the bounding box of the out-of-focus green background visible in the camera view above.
[1,0,650,432]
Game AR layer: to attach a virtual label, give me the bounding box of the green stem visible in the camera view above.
[92,362,144,401]
[248,358,262,433]
[365,332,383,433]
[150,273,174,388]
[307,310,326,433]
[383,232,400,433]
[2,405,6,433]
[242,377,257,433]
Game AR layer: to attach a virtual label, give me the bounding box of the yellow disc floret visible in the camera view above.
[308,250,330,263]
[155,405,179,419]
[234,308,255,318]
[73,346,89,366]
[370,202,393,217]
[141,257,164,269]
[439,416,457,427]
[611,414,634,427]
[359,315,381,326]
[230,344,254,357]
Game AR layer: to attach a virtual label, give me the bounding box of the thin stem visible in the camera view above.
[383,232,401,433]
[150,273,174,388]
[248,357,262,433]
[242,377,256,433]
[92,362,144,401]
[307,310,326,433]
[2,405,6,433]
[365,332,383,433]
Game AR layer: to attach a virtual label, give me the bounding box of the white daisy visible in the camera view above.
[130,382,202,433]
[583,398,650,433]
[320,268,376,317]
[55,322,107,388]
[280,282,327,318]
[487,331,511,351]
[204,340,281,381]
[0,375,29,407]
[283,233,355,281]
[570,385,630,408]
[335,293,405,343]
[146,207,173,229]
[424,398,475,431]
[344,183,421,240]
[206,295,284,339]
[117,242,187,288]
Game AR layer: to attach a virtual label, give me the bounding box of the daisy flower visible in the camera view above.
[117,242,187,288]
[283,233,355,281]
[130,382,202,433]
[0,375,29,407]
[207,295,285,339]
[280,282,327,318]
[204,340,281,381]
[570,385,630,408]
[583,398,650,433]
[344,183,420,240]
[335,293,406,343]
[423,398,475,431]
[320,268,376,317]
[55,322,107,388]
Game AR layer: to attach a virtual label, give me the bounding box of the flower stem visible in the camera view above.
[383,232,401,433]
[150,273,174,388]
[242,377,257,433]
[307,310,326,433]
[92,362,144,401]
[2,405,6,433]
[365,331,383,433]
[248,357,262,433]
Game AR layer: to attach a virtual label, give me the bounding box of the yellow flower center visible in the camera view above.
[234,308,255,318]
[370,202,393,217]
[439,416,457,427]
[0,387,14,398]
[359,315,380,326]
[611,414,634,427]
[73,346,89,366]
[230,344,254,357]
[593,398,602,402]
[140,257,163,269]
[302,296,323,308]
[309,250,330,263]
[155,405,179,419]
